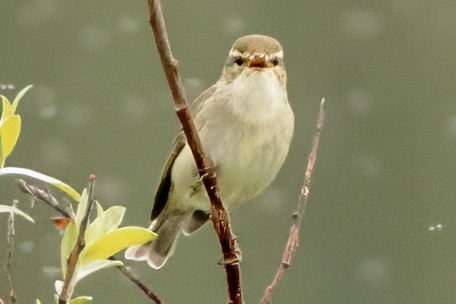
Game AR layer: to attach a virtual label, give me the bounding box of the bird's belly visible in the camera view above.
[202,121,289,209]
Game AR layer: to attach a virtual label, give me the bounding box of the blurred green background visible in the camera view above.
[1,1,456,303]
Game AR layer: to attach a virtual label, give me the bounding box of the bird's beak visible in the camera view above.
[248,57,266,69]
[247,54,270,70]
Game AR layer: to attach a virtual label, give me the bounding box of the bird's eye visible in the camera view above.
[234,57,244,66]
[271,58,280,66]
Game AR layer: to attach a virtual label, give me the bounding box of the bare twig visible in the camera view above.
[18,179,75,220]
[114,260,161,304]
[147,1,242,303]
[261,98,326,304]
[59,175,96,304]
[6,200,18,303]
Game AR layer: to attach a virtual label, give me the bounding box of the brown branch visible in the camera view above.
[59,175,96,303]
[114,260,161,304]
[261,98,326,304]
[147,1,242,303]
[17,179,75,220]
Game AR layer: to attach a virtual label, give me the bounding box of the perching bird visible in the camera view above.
[125,34,294,269]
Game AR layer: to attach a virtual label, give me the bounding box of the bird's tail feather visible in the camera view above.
[125,215,184,269]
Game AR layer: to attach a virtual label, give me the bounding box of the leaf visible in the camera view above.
[61,221,78,274]
[73,259,123,284]
[75,189,88,226]
[0,167,80,202]
[81,227,156,265]
[0,95,13,123]
[1,114,21,159]
[11,85,33,113]
[0,204,35,223]
[86,206,125,245]
[0,85,32,167]
[70,296,93,304]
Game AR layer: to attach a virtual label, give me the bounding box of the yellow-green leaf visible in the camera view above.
[1,114,21,159]
[61,221,78,274]
[0,204,35,223]
[11,85,33,113]
[81,227,156,265]
[0,167,80,202]
[86,206,125,245]
[75,189,88,226]
[73,259,122,284]
[1,95,13,122]
[70,296,93,304]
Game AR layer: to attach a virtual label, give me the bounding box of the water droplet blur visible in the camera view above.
[42,266,61,279]
[355,257,389,282]
[96,176,128,206]
[31,85,58,120]
[116,15,142,34]
[340,9,384,38]
[223,15,245,35]
[15,0,59,28]
[356,154,382,178]
[59,103,94,129]
[39,139,73,169]
[446,115,456,135]
[0,84,15,90]
[261,187,287,212]
[390,0,420,16]
[346,87,373,116]
[19,240,35,253]
[118,95,150,123]
[78,24,112,52]
[428,223,443,231]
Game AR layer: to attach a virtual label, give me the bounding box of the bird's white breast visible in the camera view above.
[188,69,294,209]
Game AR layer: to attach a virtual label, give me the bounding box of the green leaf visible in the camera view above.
[0,94,13,123]
[1,114,21,160]
[0,85,32,167]
[61,221,78,274]
[86,205,125,245]
[11,85,33,113]
[0,167,80,202]
[75,189,89,226]
[81,227,156,265]
[70,296,93,304]
[73,259,123,284]
[0,204,35,223]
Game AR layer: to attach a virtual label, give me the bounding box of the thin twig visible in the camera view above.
[17,179,75,220]
[59,175,96,304]
[261,98,326,304]
[6,200,18,304]
[113,260,161,304]
[147,1,242,303]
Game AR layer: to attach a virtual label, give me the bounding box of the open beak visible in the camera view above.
[248,57,267,69]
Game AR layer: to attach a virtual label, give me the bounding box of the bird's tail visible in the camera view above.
[125,215,184,269]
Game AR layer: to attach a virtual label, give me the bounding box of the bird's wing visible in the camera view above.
[151,132,186,221]
[190,84,216,120]
[150,85,216,221]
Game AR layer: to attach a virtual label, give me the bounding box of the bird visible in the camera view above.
[125,34,294,269]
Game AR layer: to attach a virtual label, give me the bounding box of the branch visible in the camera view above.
[261,98,326,304]
[6,200,18,304]
[147,1,242,303]
[59,175,96,303]
[17,179,75,220]
[114,260,161,304]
